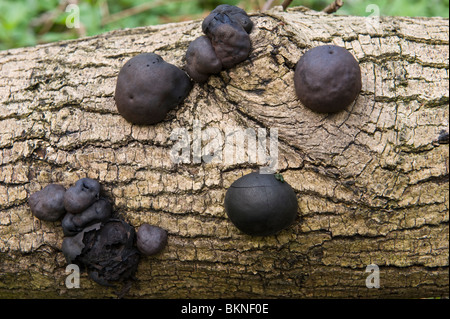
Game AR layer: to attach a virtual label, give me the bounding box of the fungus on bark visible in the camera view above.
[28,184,66,222]
[202,4,253,35]
[206,22,251,69]
[63,219,140,287]
[61,223,101,264]
[294,45,362,113]
[62,198,112,236]
[63,178,100,214]
[136,223,168,256]
[32,178,145,292]
[185,4,253,82]
[185,36,222,83]
[115,53,192,125]
[224,172,298,236]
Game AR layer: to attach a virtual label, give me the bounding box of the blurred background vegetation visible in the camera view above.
[0,0,448,51]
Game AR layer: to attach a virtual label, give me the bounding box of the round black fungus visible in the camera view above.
[63,178,100,214]
[115,53,192,125]
[72,219,140,287]
[136,223,168,256]
[185,36,222,83]
[202,4,253,35]
[224,172,298,236]
[28,184,66,222]
[62,198,112,236]
[294,45,362,113]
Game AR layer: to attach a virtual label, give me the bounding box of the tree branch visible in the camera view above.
[322,0,344,14]
[0,8,448,299]
[281,0,293,11]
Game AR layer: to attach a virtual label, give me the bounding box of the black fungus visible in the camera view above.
[202,4,253,35]
[61,222,101,264]
[62,198,112,236]
[224,172,298,236]
[207,22,251,69]
[202,4,252,69]
[437,130,449,144]
[294,45,362,113]
[136,223,168,256]
[185,36,222,83]
[185,4,253,83]
[31,177,151,293]
[71,219,140,287]
[115,53,192,125]
[28,184,66,222]
[63,178,100,214]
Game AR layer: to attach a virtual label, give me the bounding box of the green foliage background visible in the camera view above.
[0,0,449,51]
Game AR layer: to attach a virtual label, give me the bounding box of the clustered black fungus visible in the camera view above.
[62,223,102,265]
[113,4,253,124]
[63,178,100,214]
[184,36,222,83]
[29,178,168,291]
[62,197,112,236]
[294,45,362,113]
[185,4,253,83]
[224,172,298,236]
[115,53,192,125]
[72,219,140,287]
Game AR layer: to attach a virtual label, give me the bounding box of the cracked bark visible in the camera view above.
[0,7,448,298]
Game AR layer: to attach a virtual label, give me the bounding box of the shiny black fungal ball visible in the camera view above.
[63,178,100,214]
[28,184,66,222]
[136,223,168,256]
[115,53,192,125]
[294,45,362,113]
[224,172,298,236]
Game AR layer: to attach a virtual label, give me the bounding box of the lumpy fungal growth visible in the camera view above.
[294,45,362,113]
[61,223,101,264]
[28,184,66,221]
[224,172,298,236]
[63,178,100,214]
[185,4,253,82]
[136,223,168,256]
[202,4,253,34]
[185,36,222,83]
[62,198,112,236]
[115,53,192,125]
[207,22,251,69]
[30,178,169,292]
[66,219,140,287]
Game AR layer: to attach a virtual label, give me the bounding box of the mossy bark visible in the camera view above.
[0,7,448,298]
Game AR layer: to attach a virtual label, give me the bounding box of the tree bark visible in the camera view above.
[0,7,448,298]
